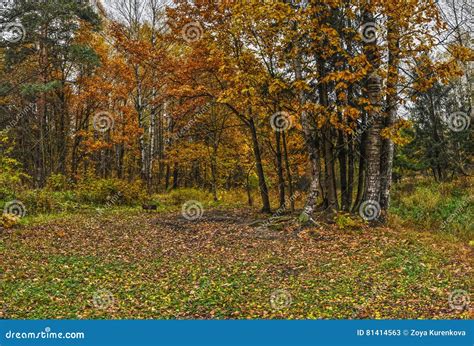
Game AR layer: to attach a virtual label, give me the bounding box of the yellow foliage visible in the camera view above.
[0,214,20,229]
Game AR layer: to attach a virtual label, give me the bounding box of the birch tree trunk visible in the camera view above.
[294,57,321,222]
[363,10,383,204]
[380,19,400,213]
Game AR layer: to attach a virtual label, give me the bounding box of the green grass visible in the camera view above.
[390,176,473,242]
[1,208,472,319]
[1,177,472,319]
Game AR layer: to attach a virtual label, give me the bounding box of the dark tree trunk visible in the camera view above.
[165,164,170,190]
[249,117,271,213]
[246,165,254,207]
[172,163,179,189]
[319,63,338,211]
[322,126,338,211]
[282,131,295,212]
[210,149,218,201]
[347,135,355,210]
[338,130,349,211]
[275,130,286,209]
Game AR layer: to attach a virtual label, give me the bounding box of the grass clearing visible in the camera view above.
[1,207,472,319]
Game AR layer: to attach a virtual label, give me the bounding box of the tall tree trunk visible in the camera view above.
[210,146,218,201]
[172,163,179,189]
[364,74,383,202]
[275,130,286,209]
[165,163,170,190]
[249,117,271,213]
[158,103,167,187]
[282,131,295,212]
[380,19,400,214]
[347,134,355,210]
[116,143,124,179]
[134,65,147,182]
[319,61,338,211]
[294,56,321,221]
[338,130,349,211]
[353,117,367,212]
[363,10,383,205]
[148,106,156,192]
[246,164,254,207]
[322,126,338,211]
[37,31,48,187]
[428,92,445,181]
[57,84,67,175]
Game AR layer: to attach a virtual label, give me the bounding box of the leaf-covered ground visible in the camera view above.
[1,208,472,319]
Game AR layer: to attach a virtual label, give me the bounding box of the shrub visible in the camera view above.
[390,177,473,241]
[154,188,213,206]
[8,178,147,216]
[335,213,364,230]
[0,213,20,229]
[0,132,30,199]
[75,178,146,205]
[45,174,72,191]
[16,189,80,215]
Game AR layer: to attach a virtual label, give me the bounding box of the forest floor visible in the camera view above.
[1,207,472,319]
